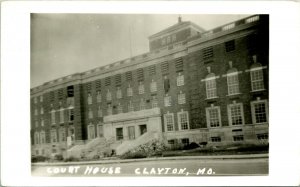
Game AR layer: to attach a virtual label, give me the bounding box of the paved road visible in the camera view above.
[32,158,268,176]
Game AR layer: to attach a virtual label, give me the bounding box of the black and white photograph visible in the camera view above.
[30,13,269,177]
[1,1,300,186]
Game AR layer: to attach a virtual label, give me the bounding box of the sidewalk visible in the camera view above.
[32,153,268,166]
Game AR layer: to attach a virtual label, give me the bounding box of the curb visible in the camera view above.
[32,154,269,167]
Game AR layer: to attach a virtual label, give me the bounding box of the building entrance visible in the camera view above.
[116,127,123,140]
[139,124,147,135]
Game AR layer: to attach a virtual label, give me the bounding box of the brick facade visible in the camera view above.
[31,15,269,156]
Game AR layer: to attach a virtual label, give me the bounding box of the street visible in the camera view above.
[31,157,268,176]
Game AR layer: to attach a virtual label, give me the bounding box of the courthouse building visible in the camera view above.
[31,15,269,157]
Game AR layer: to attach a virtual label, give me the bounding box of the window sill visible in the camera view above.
[226,93,242,97]
[251,89,266,93]
[205,97,219,100]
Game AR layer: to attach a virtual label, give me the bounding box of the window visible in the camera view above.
[181,138,189,146]
[211,137,221,142]
[107,104,113,115]
[148,65,156,75]
[40,131,46,144]
[98,106,103,117]
[59,128,66,142]
[97,124,104,137]
[206,106,221,127]
[128,101,134,112]
[67,85,74,97]
[228,103,244,125]
[137,68,144,81]
[87,93,92,105]
[167,36,171,44]
[150,80,157,92]
[161,61,169,75]
[34,132,39,145]
[34,97,37,104]
[164,95,171,107]
[88,109,93,119]
[178,91,186,104]
[105,77,111,86]
[164,113,175,132]
[115,74,121,86]
[178,111,189,130]
[117,104,123,114]
[138,82,145,94]
[175,58,183,72]
[163,77,170,93]
[50,129,57,143]
[41,119,44,127]
[97,91,101,103]
[206,78,217,99]
[116,87,122,99]
[251,100,268,124]
[203,46,213,60]
[233,135,244,141]
[127,85,133,97]
[59,107,64,123]
[51,109,56,125]
[125,71,132,81]
[227,73,239,95]
[251,69,264,91]
[225,40,235,52]
[245,15,259,23]
[257,133,268,140]
[40,107,44,115]
[95,80,101,90]
[177,73,184,86]
[106,90,112,101]
[68,109,74,122]
[40,95,43,102]
[161,38,166,45]
[172,34,176,42]
[152,96,158,108]
[168,139,175,145]
[128,126,135,140]
[222,23,235,31]
[88,124,96,140]
[35,120,38,128]
[34,108,38,115]
[139,99,146,110]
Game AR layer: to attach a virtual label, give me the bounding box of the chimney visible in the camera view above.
[229,61,233,68]
[252,55,257,63]
[207,66,211,74]
[178,15,182,23]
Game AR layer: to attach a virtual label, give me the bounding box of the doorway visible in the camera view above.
[139,125,147,135]
[116,128,123,140]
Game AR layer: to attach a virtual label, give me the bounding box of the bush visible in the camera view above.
[120,152,147,159]
[64,156,79,162]
[120,140,167,159]
[54,154,64,161]
[183,142,200,150]
[31,155,49,163]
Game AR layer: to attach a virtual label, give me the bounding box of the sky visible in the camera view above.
[30,14,250,88]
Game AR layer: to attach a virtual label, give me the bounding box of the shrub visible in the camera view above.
[64,156,79,162]
[31,155,49,163]
[120,140,167,159]
[183,142,200,150]
[54,154,64,161]
[120,152,147,159]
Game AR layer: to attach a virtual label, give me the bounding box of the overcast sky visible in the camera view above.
[30,14,250,88]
